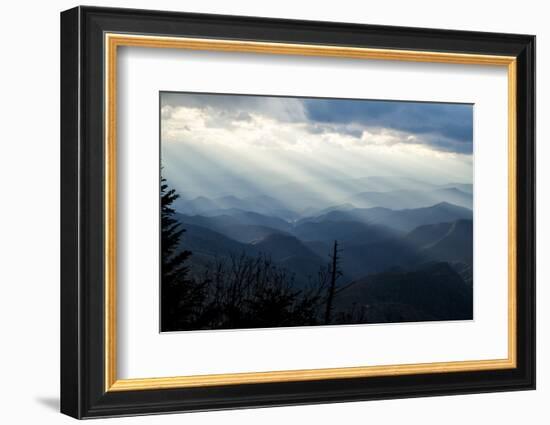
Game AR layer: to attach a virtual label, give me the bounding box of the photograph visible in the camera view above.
[160,92,474,332]
[57,5,535,419]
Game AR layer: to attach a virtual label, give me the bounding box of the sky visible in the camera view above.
[160,92,473,200]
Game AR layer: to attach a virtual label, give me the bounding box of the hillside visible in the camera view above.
[349,187,473,209]
[301,202,472,232]
[333,262,473,323]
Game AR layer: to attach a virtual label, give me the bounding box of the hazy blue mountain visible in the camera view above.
[176,210,290,242]
[349,187,472,210]
[216,210,289,231]
[333,262,473,323]
[404,221,455,248]
[298,206,387,225]
[176,222,256,258]
[250,233,329,288]
[173,183,473,295]
[434,188,473,208]
[253,233,327,288]
[176,177,472,222]
[270,176,438,201]
[403,219,473,285]
[176,196,220,214]
[197,176,448,214]
[175,176,472,218]
[421,219,473,264]
[262,176,442,213]
[175,212,238,229]
[214,195,247,209]
[251,234,351,288]
[292,220,401,244]
[299,203,357,219]
[240,194,299,220]
[302,217,471,280]
[302,202,472,232]
[242,194,288,211]
[303,240,333,259]
[175,209,473,303]
[215,224,287,244]
[177,195,299,221]
[402,219,473,262]
[251,233,320,262]
[438,183,473,194]
[352,176,438,192]
[390,202,472,231]
[339,237,426,278]
[176,218,327,288]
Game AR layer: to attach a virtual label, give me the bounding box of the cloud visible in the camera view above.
[303,98,473,153]
[161,92,308,124]
[160,94,473,200]
[162,92,472,155]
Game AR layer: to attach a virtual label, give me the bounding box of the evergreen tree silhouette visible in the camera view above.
[159,177,334,331]
[160,177,205,331]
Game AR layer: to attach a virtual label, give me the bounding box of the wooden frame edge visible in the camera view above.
[108,358,516,391]
[104,33,518,392]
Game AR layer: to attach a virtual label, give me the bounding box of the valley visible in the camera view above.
[172,176,474,324]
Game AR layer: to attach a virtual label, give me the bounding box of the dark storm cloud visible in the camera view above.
[161,92,473,155]
[303,98,473,154]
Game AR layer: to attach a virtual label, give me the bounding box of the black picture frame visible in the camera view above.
[61,5,535,419]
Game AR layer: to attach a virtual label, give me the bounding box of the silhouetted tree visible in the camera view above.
[324,240,343,325]
[160,177,206,331]
[196,253,323,330]
[160,179,334,331]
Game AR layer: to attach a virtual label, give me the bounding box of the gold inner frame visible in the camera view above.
[104,33,518,392]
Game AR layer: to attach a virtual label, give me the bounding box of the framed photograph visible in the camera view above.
[60,6,535,419]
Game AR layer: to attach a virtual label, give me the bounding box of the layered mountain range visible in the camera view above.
[174,176,473,323]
